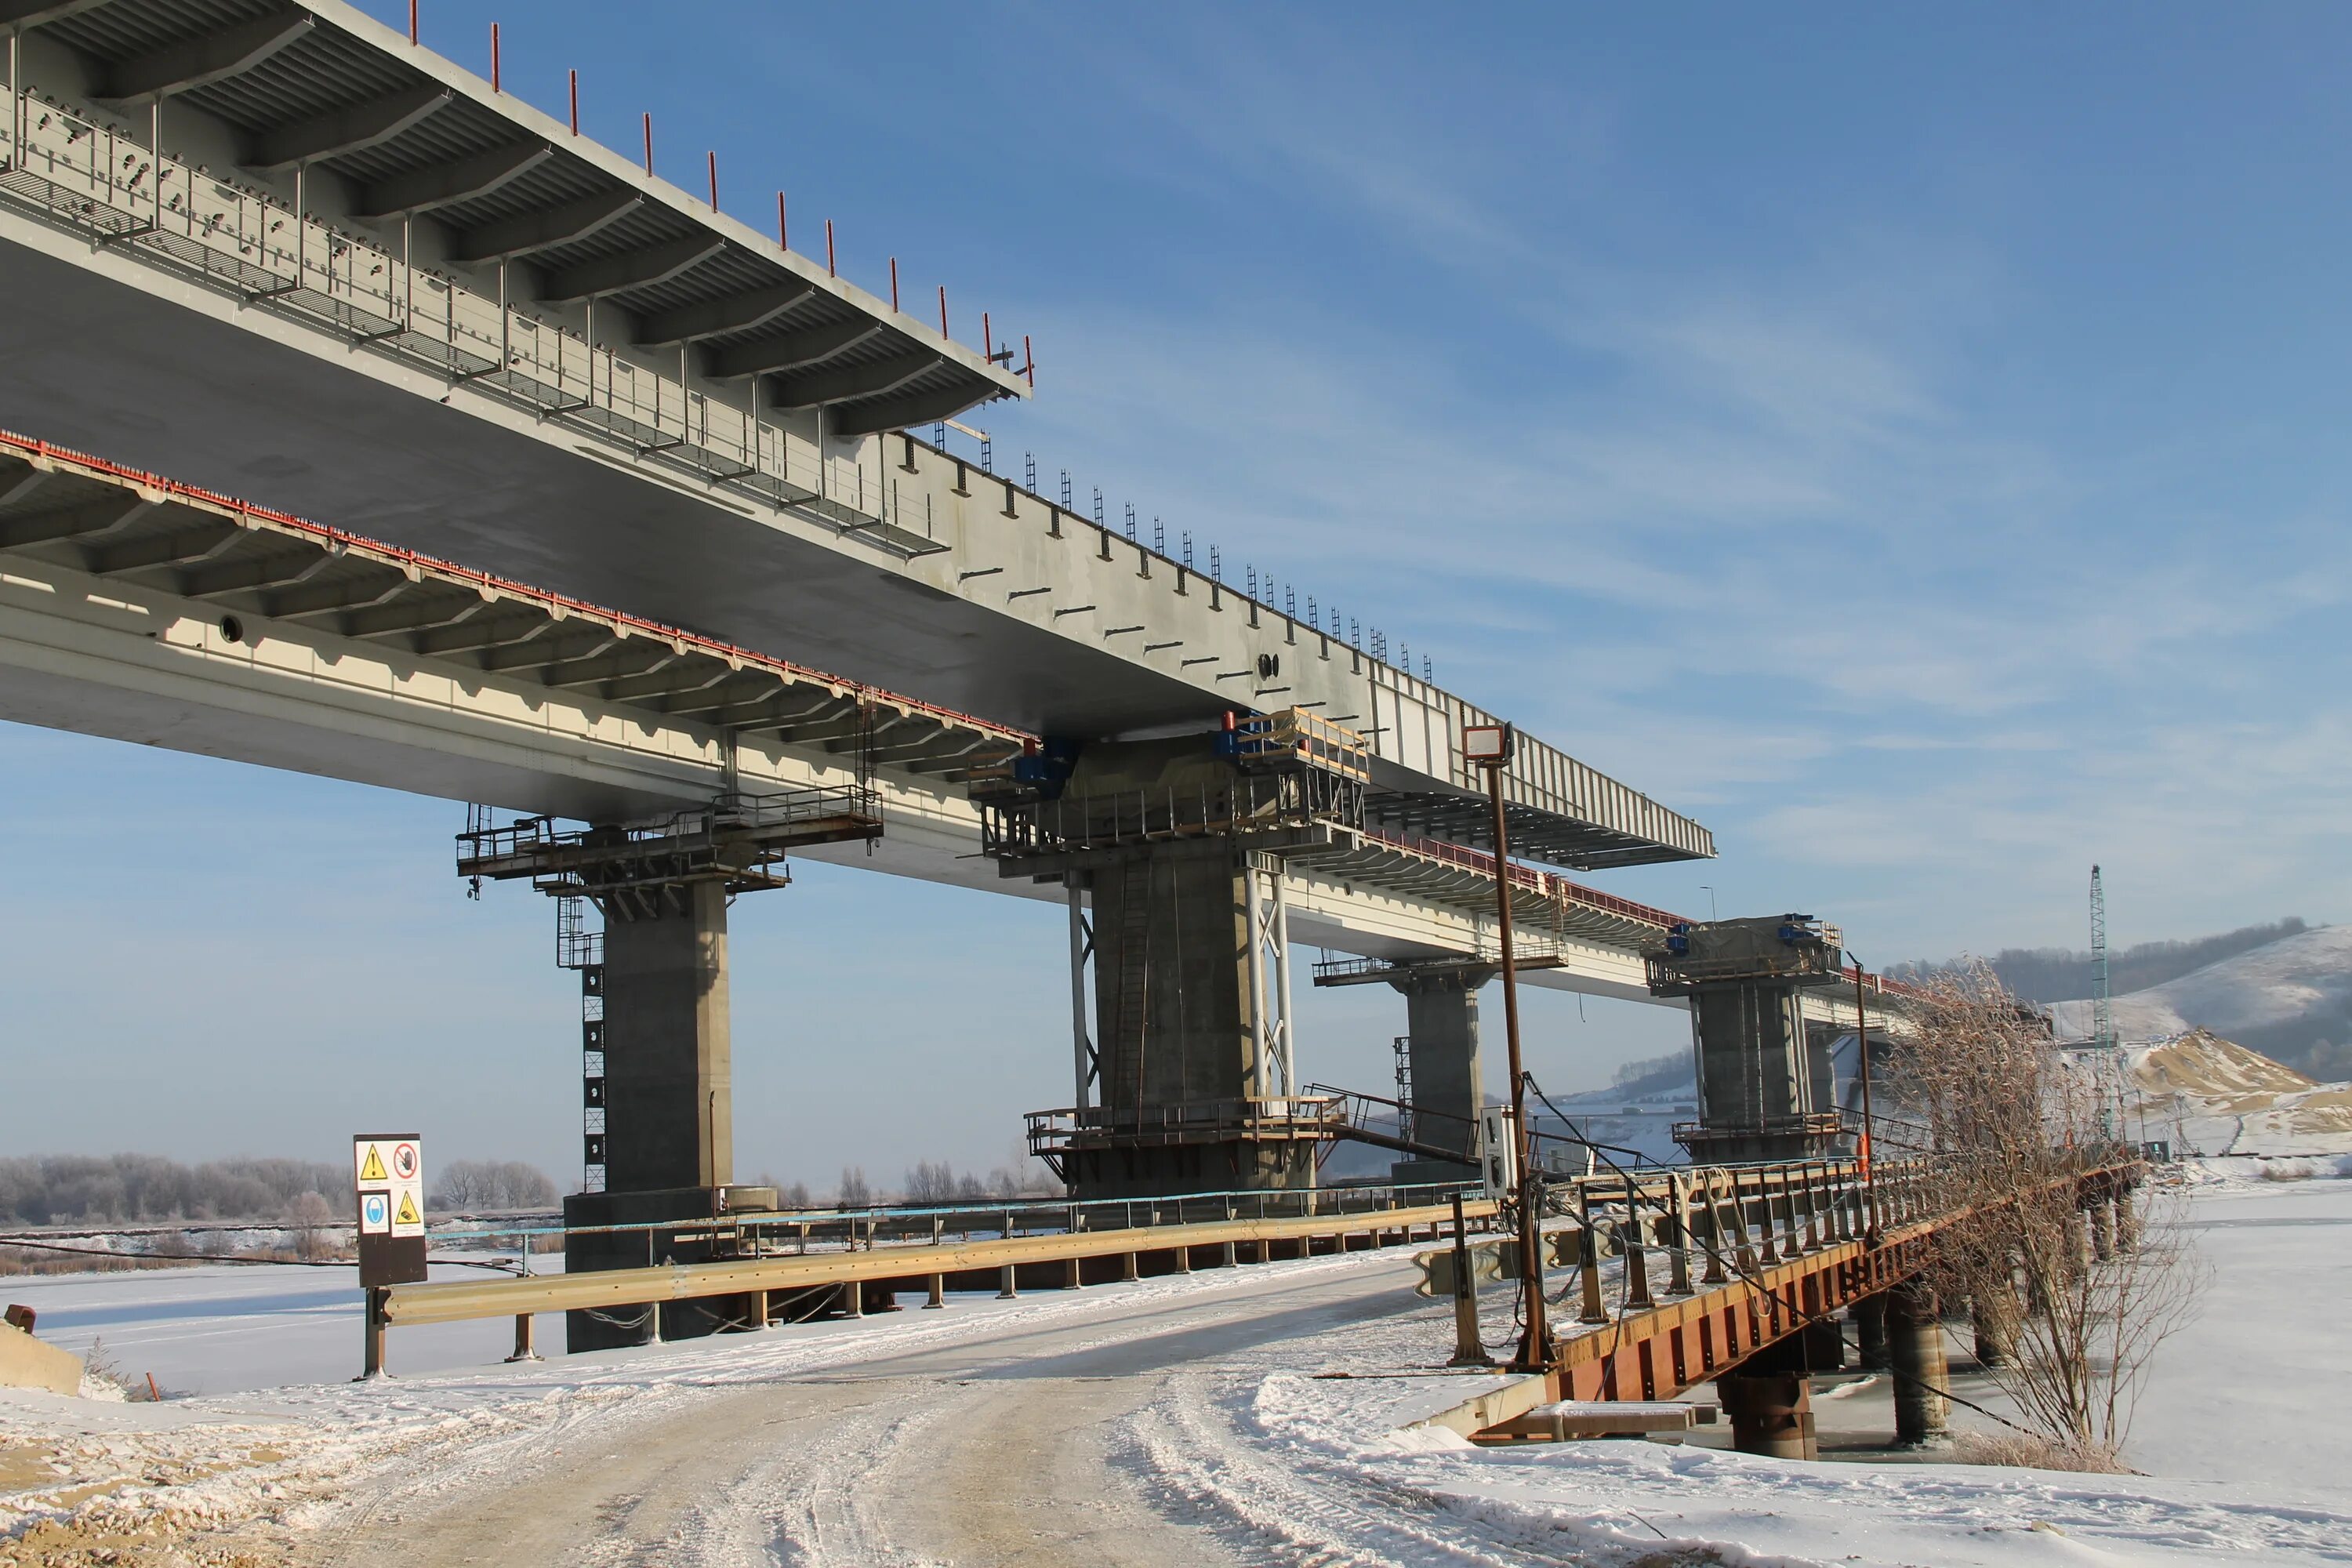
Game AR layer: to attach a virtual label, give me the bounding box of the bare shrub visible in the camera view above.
[1892,960,2208,1459]
[1951,1429,2130,1473]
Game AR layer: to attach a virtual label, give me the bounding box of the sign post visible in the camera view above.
[353,1133,426,1379]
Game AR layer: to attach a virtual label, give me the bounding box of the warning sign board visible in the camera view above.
[353,1134,427,1281]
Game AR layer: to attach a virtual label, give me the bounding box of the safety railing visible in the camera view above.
[980,769,1363,858]
[0,92,946,557]
[358,1189,1499,1374]
[1025,1096,1348,1156]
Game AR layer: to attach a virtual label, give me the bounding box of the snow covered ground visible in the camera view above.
[0,1261,562,1396]
[2051,924,2352,1044]
[3,1178,2348,1566]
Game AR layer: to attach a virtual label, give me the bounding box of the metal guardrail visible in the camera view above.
[365,1192,1497,1370]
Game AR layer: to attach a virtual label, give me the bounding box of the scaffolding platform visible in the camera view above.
[456,786,881,919]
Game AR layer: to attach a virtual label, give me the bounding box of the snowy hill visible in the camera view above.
[2126,1029,2352,1159]
[2049,925,2352,1076]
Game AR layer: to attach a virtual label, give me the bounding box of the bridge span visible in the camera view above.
[0,0,1926,1354]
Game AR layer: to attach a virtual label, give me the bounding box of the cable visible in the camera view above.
[0,1237,518,1272]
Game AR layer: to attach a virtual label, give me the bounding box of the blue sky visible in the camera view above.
[9,3,2350,1189]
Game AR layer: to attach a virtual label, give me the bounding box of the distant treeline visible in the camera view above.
[0,1153,559,1226]
[0,1155,345,1227]
[1896,917,2310,1004]
[1610,1051,1692,1097]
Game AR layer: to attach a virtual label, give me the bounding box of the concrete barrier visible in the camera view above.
[0,1318,84,1396]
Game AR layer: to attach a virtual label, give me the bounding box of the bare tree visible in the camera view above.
[903,1161,957,1203]
[1891,960,2207,1466]
[837,1167,871,1207]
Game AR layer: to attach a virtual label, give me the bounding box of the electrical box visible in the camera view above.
[1478,1105,1518,1201]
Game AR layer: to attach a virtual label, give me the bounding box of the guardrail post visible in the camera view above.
[1577,1199,1608,1324]
[358,1287,387,1380]
[505,1312,539,1363]
[1666,1175,1693,1295]
[842,1280,864,1318]
[1121,1250,1140,1281]
[998,1264,1018,1299]
[1621,1215,1653,1309]
[925,1273,946,1308]
[1447,1193,1488,1365]
[1696,1175,1727,1284]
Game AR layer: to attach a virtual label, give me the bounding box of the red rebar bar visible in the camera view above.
[706,150,717,210]
[568,69,577,133]
[641,112,652,174]
[490,23,499,92]
[775,191,786,250]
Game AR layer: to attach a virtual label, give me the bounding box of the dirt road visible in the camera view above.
[317,1257,1424,1566]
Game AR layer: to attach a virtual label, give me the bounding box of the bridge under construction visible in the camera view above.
[0,0,1961,1410]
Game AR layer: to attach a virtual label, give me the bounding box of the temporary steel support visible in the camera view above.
[1243,852,1296,1098]
[1065,870,1098,1112]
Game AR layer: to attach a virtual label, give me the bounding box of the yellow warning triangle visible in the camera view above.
[394,1190,421,1226]
[358,1145,388,1182]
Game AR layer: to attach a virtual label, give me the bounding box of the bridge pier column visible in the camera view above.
[1851,1291,1890,1370]
[1717,1342,1817,1459]
[2112,1188,2139,1253]
[1053,839,1323,1201]
[1384,967,1489,1184]
[564,880,737,1354]
[1888,1279,1950,1446]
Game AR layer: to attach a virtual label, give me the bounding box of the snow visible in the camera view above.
[2050,924,2352,1044]
[0,1261,565,1396]
[5,1181,2349,1564]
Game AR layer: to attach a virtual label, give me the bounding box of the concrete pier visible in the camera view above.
[1718,1342,1818,1459]
[1852,1292,1890,1369]
[563,882,739,1352]
[1061,837,1319,1200]
[1388,967,1487,1183]
[1887,1279,1951,1446]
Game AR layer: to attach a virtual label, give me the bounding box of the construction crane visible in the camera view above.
[2090,865,2122,1140]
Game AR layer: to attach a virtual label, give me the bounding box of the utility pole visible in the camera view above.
[1466,722,1546,1373]
[1849,954,1878,1236]
[2092,865,2118,1142]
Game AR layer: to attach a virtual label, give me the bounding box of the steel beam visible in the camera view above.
[451,189,641,264]
[96,11,313,103]
[634,283,817,347]
[356,141,551,219]
[0,1,107,27]
[706,318,883,379]
[829,382,989,437]
[0,493,156,550]
[538,234,724,303]
[770,350,942,410]
[244,84,452,172]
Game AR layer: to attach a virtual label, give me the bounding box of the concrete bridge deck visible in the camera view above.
[0,0,1709,874]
